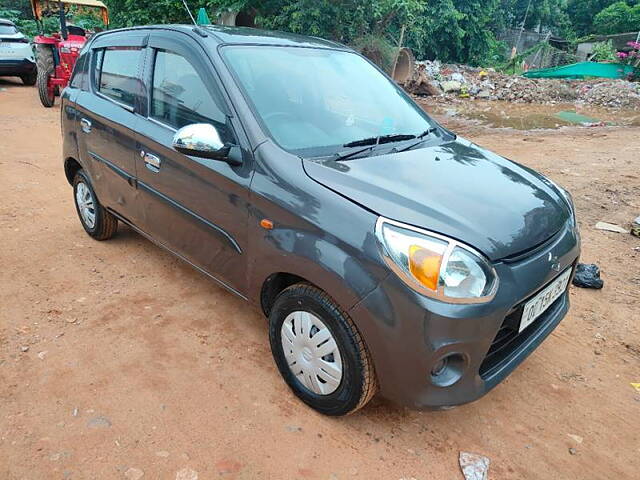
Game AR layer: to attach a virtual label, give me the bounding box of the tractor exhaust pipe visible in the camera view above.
[59,0,68,40]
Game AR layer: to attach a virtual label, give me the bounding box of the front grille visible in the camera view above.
[479,293,564,379]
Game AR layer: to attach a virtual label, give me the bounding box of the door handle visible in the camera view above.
[141,151,161,172]
[80,118,92,133]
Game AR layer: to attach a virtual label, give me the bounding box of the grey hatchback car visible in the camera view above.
[61,25,580,415]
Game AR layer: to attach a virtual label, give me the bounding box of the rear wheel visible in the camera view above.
[73,170,118,240]
[36,45,55,107]
[21,69,37,86]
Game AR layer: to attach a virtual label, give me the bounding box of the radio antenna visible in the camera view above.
[181,0,197,25]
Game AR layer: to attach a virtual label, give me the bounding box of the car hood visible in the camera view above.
[0,32,26,41]
[302,138,570,261]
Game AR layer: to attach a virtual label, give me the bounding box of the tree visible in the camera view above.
[593,1,640,34]
[0,0,33,18]
[564,0,637,36]
[101,0,199,27]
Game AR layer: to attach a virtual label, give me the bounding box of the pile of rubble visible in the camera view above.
[403,60,640,108]
[578,81,640,108]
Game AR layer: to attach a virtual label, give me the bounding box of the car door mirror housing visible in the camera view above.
[172,123,238,163]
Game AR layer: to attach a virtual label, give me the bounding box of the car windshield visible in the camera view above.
[222,45,436,156]
[0,25,18,35]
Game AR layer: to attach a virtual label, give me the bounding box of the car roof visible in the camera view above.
[201,25,345,49]
[0,19,17,27]
[94,24,346,50]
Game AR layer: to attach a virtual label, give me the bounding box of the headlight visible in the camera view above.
[376,218,498,303]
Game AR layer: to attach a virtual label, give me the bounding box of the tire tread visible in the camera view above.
[36,45,54,107]
[73,170,118,241]
[276,283,378,415]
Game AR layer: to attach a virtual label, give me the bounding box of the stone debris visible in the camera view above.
[459,452,490,480]
[567,434,584,444]
[631,216,640,237]
[176,468,198,480]
[403,61,640,109]
[441,80,463,93]
[595,222,629,234]
[87,416,112,428]
[124,467,144,480]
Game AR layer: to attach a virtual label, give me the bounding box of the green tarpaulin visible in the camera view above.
[523,62,637,80]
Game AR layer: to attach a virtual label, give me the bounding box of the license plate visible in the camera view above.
[519,268,572,333]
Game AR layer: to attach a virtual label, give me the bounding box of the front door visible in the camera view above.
[134,32,253,296]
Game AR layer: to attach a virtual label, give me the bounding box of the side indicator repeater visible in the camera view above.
[260,219,274,230]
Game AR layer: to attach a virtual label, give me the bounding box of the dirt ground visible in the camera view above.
[1,78,639,480]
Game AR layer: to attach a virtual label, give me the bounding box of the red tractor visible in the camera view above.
[30,0,109,107]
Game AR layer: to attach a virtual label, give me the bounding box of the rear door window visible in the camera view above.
[97,47,142,107]
[150,49,230,140]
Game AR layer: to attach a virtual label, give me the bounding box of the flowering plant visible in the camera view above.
[617,42,640,67]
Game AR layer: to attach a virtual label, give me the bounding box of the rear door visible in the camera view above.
[75,32,147,223]
[134,31,253,296]
[61,49,89,161]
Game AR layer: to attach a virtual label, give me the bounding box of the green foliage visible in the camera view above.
[565,0,640,36]
[0,7,57,37]
[102,0,197,27]
[351,34,397,72]
[3,0,635,66]
[593,1,640,34]
[590,39,617,60]
[0,0,32,17]
[497,0,576,38]
[71,11,106,32]
[0,1,108,38]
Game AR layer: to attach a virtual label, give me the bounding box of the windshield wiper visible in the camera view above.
[334,128,438,161]
[396,127,438,153]
[343,133,417,148]
[333,145,377,162]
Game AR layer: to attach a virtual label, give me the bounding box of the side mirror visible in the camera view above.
[172,123,239,163]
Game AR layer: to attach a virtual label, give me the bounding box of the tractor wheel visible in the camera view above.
[36,45,55,108]
[21,69,37,86]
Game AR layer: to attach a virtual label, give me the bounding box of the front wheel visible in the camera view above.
[73,170,118,240]
[269,284,378,416]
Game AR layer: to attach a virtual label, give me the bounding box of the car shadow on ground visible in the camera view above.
[0,77,30,86]
[102,222,411,416]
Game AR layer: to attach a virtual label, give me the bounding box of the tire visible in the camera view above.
[36,45,55,107]
[72,170,118,240]
[269,284,378,416]
[21,69,37,86]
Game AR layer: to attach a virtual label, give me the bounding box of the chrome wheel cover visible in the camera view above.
[75,182,96,229]
[280,311,343,395]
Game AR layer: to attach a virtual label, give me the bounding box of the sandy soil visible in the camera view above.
[1,78,639,480]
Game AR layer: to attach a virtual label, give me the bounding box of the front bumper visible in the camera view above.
[349,222,580,409]
[0,58,36,76]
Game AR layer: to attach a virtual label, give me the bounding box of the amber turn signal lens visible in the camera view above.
[260,219,274,230]
[408,244,442,291]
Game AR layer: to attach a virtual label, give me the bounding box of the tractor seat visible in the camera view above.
[67,25,86,37]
